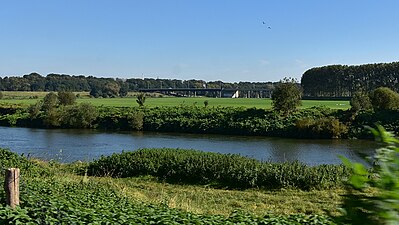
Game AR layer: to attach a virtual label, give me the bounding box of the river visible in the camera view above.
[0,126,377,165]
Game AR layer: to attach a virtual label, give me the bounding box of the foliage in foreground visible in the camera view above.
[333,126,399,224]
[0,149,47,177]
[88,148,350,190]
[0,178,333,225]
[0,149,334,224]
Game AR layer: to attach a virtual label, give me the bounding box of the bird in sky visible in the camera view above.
[262,21,271,29]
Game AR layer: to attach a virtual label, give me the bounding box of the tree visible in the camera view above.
[350,91,372,112]
[58,91,76,106]
[103,81,120,98]
[42,92,58,112]
[89,86,102,98]
[136,93,146,107]
[271,78,302,114]
[119,82,129,97]
[369,87,399,111]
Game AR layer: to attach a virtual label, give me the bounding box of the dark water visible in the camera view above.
[0,126,378,165]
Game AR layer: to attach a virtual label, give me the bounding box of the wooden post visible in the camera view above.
[4,168,20,208]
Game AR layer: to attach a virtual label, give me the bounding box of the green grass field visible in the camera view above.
[0,91,350,109]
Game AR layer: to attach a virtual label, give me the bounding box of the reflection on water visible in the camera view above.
[0,126,377,165]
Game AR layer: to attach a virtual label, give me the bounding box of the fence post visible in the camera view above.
[4,168,20,209]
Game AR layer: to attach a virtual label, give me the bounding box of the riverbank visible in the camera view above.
[1,103,398,139]
[0,148,347,224]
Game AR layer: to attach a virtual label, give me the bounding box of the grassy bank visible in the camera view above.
[0,148,345,224]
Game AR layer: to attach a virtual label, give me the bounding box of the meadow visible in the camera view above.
[0,91,350,109]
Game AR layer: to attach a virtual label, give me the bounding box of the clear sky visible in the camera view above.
[1,0,399,82]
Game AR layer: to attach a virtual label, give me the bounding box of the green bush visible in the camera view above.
[369,87,399,111]
[57,91,76,106]
[0,149,47,177]
[295,117,348,138]
[60,103,98,128]
[127,111,144,130]
[88,148,350,190]
[27,102,42,119]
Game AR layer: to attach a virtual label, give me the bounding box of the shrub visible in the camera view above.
[127,111,144,130]
[296,117,348,138]
[88,148,350,190]
[369,87,399,111]
[27,102,42,119]
[60,103,98,128]
[57,91,76,106]
[43,108,61,127]
[0,148,47,177]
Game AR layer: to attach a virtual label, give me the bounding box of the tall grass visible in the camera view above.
[88,148,350,190]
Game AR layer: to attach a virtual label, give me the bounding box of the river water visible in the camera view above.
[0,126,378,165]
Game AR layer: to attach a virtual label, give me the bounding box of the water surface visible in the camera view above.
[0,126,377,165]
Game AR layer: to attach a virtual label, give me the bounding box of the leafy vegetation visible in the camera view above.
[350,91,372,113]
[0,178,333,224]
[0,148,337,224]
[295,117,348,139]
[332,126,399,224]
[57,91,76,106]
[271,78,302,115]
[369,87,399,111]
[88,148,350,190]
[0,102,398,138]
[136,92,146,107]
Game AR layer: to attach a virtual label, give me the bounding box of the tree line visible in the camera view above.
[301,62,399,97]
[0,72,276,98]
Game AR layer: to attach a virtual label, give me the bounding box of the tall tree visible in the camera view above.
[271,78,302,115]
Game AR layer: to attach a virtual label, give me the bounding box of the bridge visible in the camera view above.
[138,88,272,98]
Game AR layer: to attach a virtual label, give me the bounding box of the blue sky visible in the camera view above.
[1,0,399,82]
